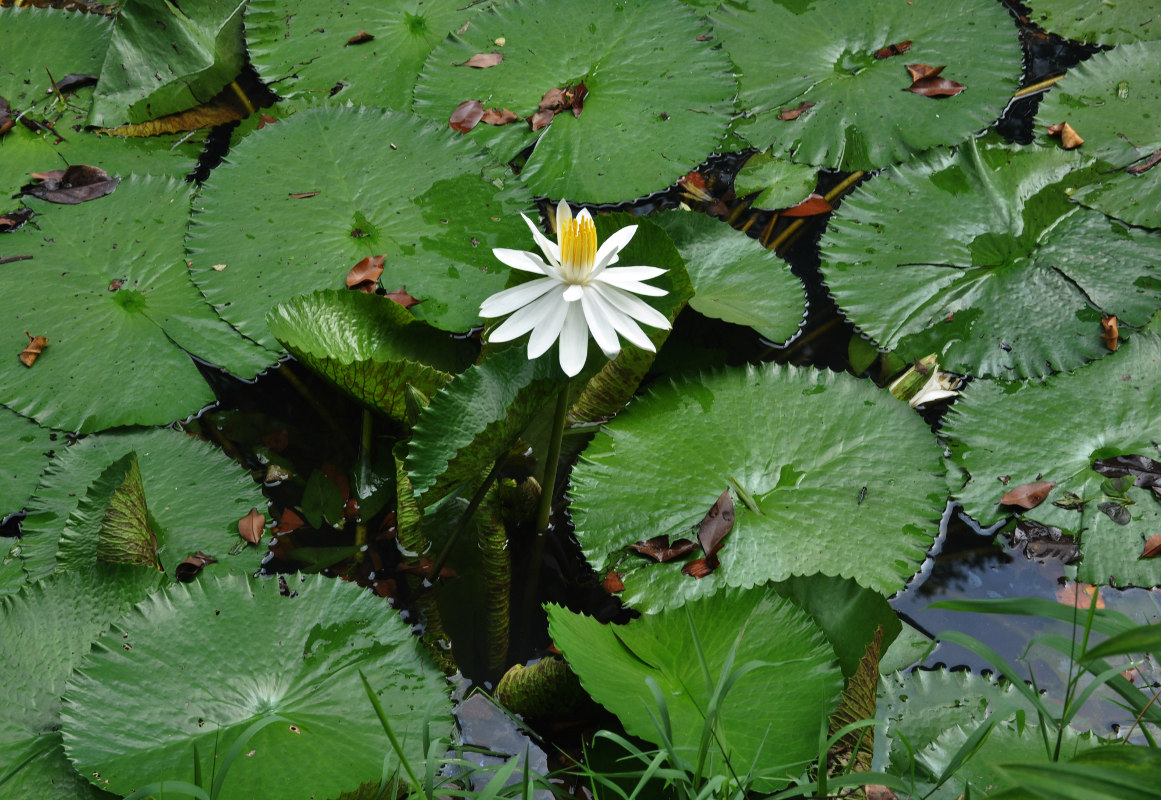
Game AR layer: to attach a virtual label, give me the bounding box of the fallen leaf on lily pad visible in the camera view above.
[874,40,911,59]
[1126,149,1161,176]
[450,100,484,133]
[1046,121,1083,150]
[481,107,518,126]
[346,255,385,290]
[19,331,48,367]
[346,30,374,45]
[778,101,815,121]
[1000,480,1054,509]
[603,571,624,593]
[697,489,735,559]
[289,191,319,199]
[1142,535,1161,559]
[782,192,833,217]
[21,165,119,204]
[384,287,421,309]
[174,551,216,582]
[630,536,699,563]
[460,52,503,68]
[906,64,965,97]
[1100,314,1118,351]
[238,508,265,544]
[1093,454,1161,498]
[0,208,34,232]
[0,95,12,136]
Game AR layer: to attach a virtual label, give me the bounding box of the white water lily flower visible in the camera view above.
[480,200,670,377]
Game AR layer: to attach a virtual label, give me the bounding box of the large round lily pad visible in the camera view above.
[18,427,268,588]
[0,408,58,517]
[0,566,163,800]
[571,363,945,608]
[820,136,1161,379]
[187,106,535,353]
[412,0,736,203]
[1037,41,1161,229]
[61,574,453,799]
[945,315,1161,589]
[709,0,1022,170]
[1026,0,1161,45]
[547,585,843,790]
[246,0,486,113]
[1,176,273,433]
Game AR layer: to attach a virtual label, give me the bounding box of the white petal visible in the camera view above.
[562,284,584,302]
[526,287,570,358]
[589,224,637,278]
[479,277,558,318]
[594,269,669,297]
[557,302,589,377]
[521,212,560,266]
[588,284,655,351]
[579,288,622,358]
[555,200,574,243]
[487,292,561,343]
[492,247,551,275]
[600,285,672,330]
[598,265,666,282]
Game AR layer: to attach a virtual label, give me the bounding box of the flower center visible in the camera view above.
[559,214,597,284]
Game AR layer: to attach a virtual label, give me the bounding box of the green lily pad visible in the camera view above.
[18,427,267,588]
[0,408,58,517]
[0,8,204,196]
[245,0,487,113]
[732,152,819,210]
[87,0,247,128]
[547,585,843,791]
[266,290,476,423]
[571,363,944,609]
[0,566,164,800]
[820,136,1161,379]
[61,574,453,799]
[412,0,736,203]
[710,0,1021,170]
[187,106,535,355]
[944,315,1161,588]
[1025,0,1161,45]
[1,175,273,433]
[1038,41,1161,229]
[650,210,805,343]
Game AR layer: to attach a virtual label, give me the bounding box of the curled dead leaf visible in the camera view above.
[874,40,912,59]
[174,551,216,582]
[450,99,484,133]
[1100,314,1118,351]
[460,51,503,68]
[778,101,815,121]
[346,254,385,290]
[1127,148,1161,176]
[682,557,715,579]
[273,507,305,534]
[19,331,48,367]
[21,164,120,204]
[1046,121,1083,150]
[0,207,34,232]
[1000,480,1054,509]
[538,87,568,112]
[346,30,374,45]
[289,191,319,199]
[1141,534,1161,559]
[481,107,519,126]
[697,490,735,559]
[782,192,833,217]
[630,536,699,563]
[384,286,421,308]
[603,571,625,593]
[906,64,944,82]
[571,82,588,117]
[529,109,555,131]
[905,64,965,97]
[238,507,265,544]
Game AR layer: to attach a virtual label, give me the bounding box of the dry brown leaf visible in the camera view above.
[273,507,305,534]
[1142,534,1161,559]
[571,82,588,117]
[449,99,484,133]
[603,570,625,593]
[908,75,966,97]
[782,192,834,217]
[460,51,503,68]
[778,101,815,121]
[874,40,912,59]
[289,191,319,199]
[346,254,385,289]
[385,286,421,308]
[538,87,568,112]
[906,63,944,81]
[0,207,34,232]
[481,107,519,126]
[174,551,216,582]
[1000,480,1054,509]
[1046,122,1084,150]
[22,164,119,204]
[1056,581,1105,610]
[346,30,374,45]
[1127,148,1161,176]
[0,95,12,137]
[630,536,699,563]
[682,558,714,579]
[864,786,899,800]
[1100,314,1118,352]
[697,490,735,558]
[19,331,47,367]
[238,507,265,545]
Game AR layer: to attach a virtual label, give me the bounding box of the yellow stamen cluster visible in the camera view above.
[559,213,597,283]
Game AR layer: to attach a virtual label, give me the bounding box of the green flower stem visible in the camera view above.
[354,407,373,552]
[426,453,507,585]
[536,382,570,533]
